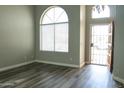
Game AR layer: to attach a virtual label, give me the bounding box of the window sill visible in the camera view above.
[40,50,69,54]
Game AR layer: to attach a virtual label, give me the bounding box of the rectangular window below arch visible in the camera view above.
[40,23,68,52]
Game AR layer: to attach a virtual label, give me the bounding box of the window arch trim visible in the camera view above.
[40,6,69,25]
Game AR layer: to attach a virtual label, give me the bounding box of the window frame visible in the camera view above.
[39,6,69,53]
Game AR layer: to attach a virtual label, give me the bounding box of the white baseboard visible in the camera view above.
[35,60,79,68]
[85,61,91,64]
[0,59,81,73]
[80,62,85,68]
[0,60,34,72]
[112,74,124,84]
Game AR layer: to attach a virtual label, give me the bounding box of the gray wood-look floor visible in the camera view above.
[0,62,123,88]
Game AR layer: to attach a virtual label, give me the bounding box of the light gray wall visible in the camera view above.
[113,6,124,79]
[35,5,80,66]
[0,6,35,68]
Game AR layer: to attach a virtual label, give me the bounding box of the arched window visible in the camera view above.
[92,5,110,18]
[40,6,69,52]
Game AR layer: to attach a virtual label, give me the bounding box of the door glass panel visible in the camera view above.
[91,25,112,65]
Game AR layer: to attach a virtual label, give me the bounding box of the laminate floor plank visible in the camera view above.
[0,62,123,88]
[34,68,71,88]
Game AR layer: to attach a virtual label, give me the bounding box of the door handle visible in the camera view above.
[90,43,94,47]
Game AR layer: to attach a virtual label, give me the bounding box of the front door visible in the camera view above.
[90,24,112,67]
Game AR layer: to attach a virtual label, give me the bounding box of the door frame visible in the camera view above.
[89,22,114,71]
[110,21,115,73]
